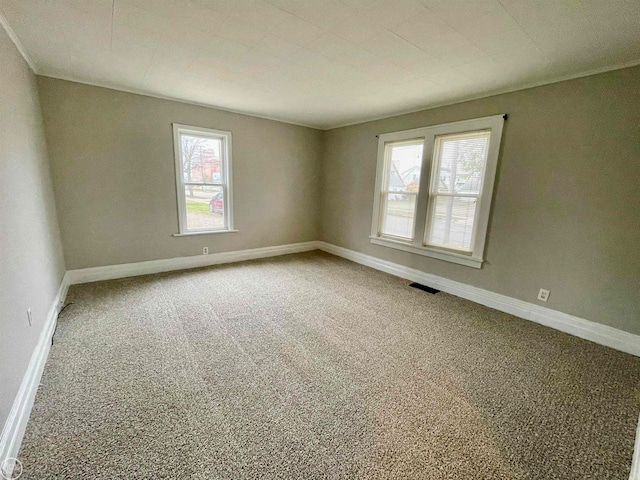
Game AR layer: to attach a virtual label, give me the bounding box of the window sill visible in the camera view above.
[173,229,239,237]
[369,236,483,269]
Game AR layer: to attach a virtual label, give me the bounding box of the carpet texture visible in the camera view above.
[18,251,640,479]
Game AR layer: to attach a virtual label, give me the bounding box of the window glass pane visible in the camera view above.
[386,142,423,193]
[181,135,223,184]
[381,193,416,239]
[437,132,489,194]
[185,185,225,230]
[428,196,477,251]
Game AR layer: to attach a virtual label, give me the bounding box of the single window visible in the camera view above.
[425,131,490,252]
[173,124,234,234]
[378,140,424,240]
[370,115,504,268]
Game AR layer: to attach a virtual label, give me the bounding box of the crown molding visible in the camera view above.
[0,8,37,73]
[326,58,640,130]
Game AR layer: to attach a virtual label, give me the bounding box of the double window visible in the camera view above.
[173,124,235,235]
[371,115,505,268]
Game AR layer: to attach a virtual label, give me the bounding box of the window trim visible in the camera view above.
[370,114,505,268]
[172,123,235,235]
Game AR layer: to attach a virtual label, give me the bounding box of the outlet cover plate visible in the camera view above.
[537,288,550,302]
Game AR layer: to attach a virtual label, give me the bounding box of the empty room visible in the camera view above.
[1,0,639,478]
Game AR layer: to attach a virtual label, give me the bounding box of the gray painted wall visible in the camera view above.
[0,31,65,429]
[37,77,322,270]
[320,66,640,336]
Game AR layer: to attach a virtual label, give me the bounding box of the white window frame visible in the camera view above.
[370,114,505,268]
[172,123,236,236]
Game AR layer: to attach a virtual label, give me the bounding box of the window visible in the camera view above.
[371,115,505,268]
[378,140,424,240]
[172,124,235,235]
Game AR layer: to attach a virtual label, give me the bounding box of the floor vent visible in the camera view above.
[409,283,440,294]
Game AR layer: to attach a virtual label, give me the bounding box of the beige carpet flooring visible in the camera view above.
[18,251,640,479]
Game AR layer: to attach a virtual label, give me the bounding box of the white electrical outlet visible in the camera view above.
[203,247,209,255]
[27,307,33,326]
[537,288,550,302]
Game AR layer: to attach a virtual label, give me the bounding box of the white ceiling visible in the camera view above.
[1,0,639,129]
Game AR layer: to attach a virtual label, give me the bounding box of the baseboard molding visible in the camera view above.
[0,273,69,467]
[66,241,319,285]
[631,414,640,480]
[317,242,640,358]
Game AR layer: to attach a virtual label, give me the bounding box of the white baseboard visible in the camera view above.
[632,414,640,480]
[317,242,640,358]
[0,273,69,467]
[66,241,319,285]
